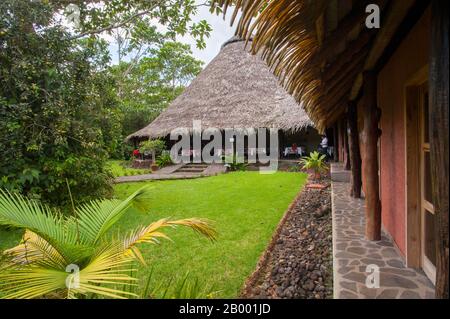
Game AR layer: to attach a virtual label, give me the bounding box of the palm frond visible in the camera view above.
[0,243,138,299]
[122,218,217,265]
[3,230,67,269]
[0,189,78,249]
[76,186,153,245]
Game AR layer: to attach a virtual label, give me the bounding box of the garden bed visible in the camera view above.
[241,176,333,299]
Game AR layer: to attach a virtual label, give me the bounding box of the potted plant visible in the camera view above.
[139,139,166,171]
[299,151,328,180]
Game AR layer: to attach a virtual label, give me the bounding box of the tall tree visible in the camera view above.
[0,0,211,205]
[113,41,203,137]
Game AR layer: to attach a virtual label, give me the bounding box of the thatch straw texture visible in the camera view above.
[127,38,313,140]
[211,0,409,131]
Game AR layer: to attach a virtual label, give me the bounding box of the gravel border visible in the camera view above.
[241,177,333,299]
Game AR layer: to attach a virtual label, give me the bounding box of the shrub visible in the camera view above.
[299,151,328,180]
[224,156,248,171]
[156,152,173,168]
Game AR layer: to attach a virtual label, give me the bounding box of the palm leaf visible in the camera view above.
[3,230,67,269]
[0,189,79,250]
[122,218,217,265]
[76,186,153,245]
[0,242,138,299]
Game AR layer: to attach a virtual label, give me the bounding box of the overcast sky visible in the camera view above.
[108,1,239,68]
[177,4,240,67]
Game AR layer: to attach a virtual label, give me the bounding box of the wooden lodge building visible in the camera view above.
[127,38,325,159]
[214,0,449,298]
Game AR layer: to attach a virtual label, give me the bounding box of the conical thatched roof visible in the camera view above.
[126,37,314,140]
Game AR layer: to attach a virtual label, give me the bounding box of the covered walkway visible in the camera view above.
[331,163,435,299]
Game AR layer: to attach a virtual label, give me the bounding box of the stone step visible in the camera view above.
[183,164,208,168]
[176,168,206,173]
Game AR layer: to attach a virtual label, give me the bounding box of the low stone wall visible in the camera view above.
[131,159,152,169]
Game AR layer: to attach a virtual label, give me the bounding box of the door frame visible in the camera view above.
[404,65,427,268]
[418,82,436,284]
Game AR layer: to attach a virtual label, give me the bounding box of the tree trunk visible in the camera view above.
[347,101,362,198]
[430,0,449,299]
[362,72,381,241]
[343,119,351,171]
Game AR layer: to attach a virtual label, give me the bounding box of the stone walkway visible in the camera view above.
[331,163,435,299]
[115,163,226,183]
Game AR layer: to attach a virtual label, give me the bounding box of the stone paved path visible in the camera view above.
[115,163,226,183]
[331,163,435,299]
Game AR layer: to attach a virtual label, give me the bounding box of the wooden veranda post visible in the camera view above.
[343,119,351,170]
[347,101,362,198]
[430,0,449,299]
[362,71,381,241]
[333,125,339,162]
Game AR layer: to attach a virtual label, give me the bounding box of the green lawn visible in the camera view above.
[113,172,307,298]
[107,160,151,177]
[0,171,307,298]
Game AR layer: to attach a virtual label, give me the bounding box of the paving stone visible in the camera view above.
[339,290,359,299]
[335,252,360,259]
[337,266,353,275]
[330,164,435,300]
[343,272,367,284]
[340,281,357,292]
[386,259,405,268]
[377,241,394,247]
[380,274,419,289]
[360,258,386,267]
[358,285,379,299]
[367,253,383,259]
[381,248,398,258]
[349,260,360,266]
[376,289,399,299]
[399,291,421,299]
[347,247,367,255]
[381,268,417,277]
[338,259,349,266]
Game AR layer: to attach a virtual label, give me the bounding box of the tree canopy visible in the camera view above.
[0,0,209,205]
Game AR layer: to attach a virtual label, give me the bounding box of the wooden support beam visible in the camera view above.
[333,124,339,162]
[309,0,388,69]
[322,55,367,98]
[350,0,418,99]
[430,0,449,299]
[323,94,351,127]
[343,118,351,171]
[347,101,362,198]
[362,71,381,241]
[322,31,372,83]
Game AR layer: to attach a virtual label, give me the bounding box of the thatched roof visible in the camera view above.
[212,0,425,131]
[126,37,314,140]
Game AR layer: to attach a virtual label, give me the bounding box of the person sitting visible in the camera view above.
[291,143,298,155]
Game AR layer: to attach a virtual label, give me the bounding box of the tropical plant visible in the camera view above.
[139,139,166,164]
[156,152,173,168]
[299,151,328,180]
[224,156,248,172]
[0,187,216,299]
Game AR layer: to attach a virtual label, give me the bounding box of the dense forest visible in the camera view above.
[0,0,212,205]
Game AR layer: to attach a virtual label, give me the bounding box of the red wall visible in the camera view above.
[377,9,430,256]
